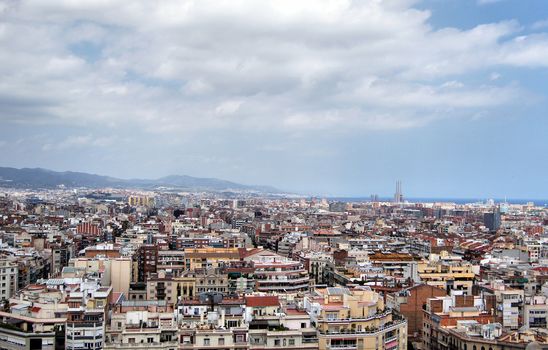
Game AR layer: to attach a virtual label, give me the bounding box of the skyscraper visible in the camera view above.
[394,180,404,203]
[483,206,501,232]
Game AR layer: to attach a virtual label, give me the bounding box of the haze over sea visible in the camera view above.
[328,197,548,206]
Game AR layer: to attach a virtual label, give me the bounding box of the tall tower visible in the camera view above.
[394,180,403,203]
[483,206,501,232]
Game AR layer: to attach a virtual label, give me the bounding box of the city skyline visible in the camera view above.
[1,0,548,198]
[1,165,547,203]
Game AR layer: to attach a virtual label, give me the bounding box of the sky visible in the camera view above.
[0,0,547,199]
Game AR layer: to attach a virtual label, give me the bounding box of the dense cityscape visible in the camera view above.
[2,0,548,349]
[0,185,546,350]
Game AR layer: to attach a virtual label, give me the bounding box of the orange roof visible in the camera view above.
[245,296,279,307]
[313,229,340,235]
[285,309,307,315]
[238,248,263,259]
[323,304,345,311]
[110,292,123,304]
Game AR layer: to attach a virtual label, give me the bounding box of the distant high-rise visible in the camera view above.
[483,206,501,232]
[394,180,404,203]
[329,201,347,212]
[128,195,154,207]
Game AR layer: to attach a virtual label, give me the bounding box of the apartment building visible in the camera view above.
[65,284,111,350]
[368,252,420,284]
[0,258,18,300]
[137,244,158,282]
[305,287,407,350]
[386,284,446,342]
[245,251,310,293]
[184,248,241,270]
[128,196,154,207]
[499,289,524,330]
[422,294,498,350]
[0,310,66,350]
[104,310,178,350]
[147,269,229,304]
[479,282,525,330]
[524,295,547,329]
[157,250,186,275]
[418,256,477,295]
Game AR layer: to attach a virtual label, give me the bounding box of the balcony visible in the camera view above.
[319,311,392,324]
[108,340,179,348]
[530,323,547,329]
[385,335,398,343]
[255,276,310,283]
[318,319,406,337]
[67,333,104,340]
[256,283,309,291]
[327,346,356,350]
[66,322,104,329]
[386,340,399,350]
[120,324,178,333]
[302,338,319,344]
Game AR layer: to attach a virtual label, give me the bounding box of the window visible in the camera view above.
[274,339,281,346]
[218,338,225,345]
[327,313,337,320]
[204,338,210,346]
[148,338,154,343]
[289,339,295,346]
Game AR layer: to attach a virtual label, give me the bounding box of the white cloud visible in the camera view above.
[0,0,546,135]
[500,34,548,67]
[532,19,548,30]
[441,81,464,89]
[215,100,243,115]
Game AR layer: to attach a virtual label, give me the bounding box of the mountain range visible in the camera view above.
[0,167,281,193]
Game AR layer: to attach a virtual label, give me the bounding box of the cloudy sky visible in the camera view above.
[1,0,547,198]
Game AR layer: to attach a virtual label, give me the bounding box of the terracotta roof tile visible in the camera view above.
[245,295,279,307]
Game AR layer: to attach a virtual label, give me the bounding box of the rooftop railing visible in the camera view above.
[318,319,406,336]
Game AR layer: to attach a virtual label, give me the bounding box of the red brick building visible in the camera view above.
[387,284,447,341]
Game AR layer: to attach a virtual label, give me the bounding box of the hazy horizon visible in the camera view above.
[2,165,548,202]
[1,0,547,198]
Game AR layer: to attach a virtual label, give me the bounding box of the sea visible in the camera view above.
[327,197,548,206]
